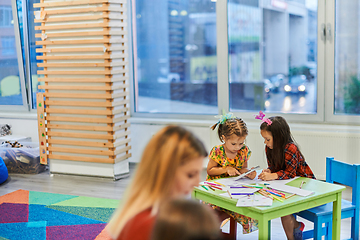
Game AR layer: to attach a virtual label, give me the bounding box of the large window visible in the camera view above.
[5,0,360,126]
[228,0,318,114]
[134,0,217,114]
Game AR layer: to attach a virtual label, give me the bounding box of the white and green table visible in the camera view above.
[193,177,345,240]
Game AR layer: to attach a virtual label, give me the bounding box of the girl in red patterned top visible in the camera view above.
[206,113,258,234]
[258,115,315,240]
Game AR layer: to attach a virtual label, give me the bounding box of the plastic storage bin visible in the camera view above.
[0,142,46,174]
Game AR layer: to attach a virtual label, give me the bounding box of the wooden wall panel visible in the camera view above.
[34,0,130,179]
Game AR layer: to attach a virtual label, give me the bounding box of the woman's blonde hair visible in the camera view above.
[107,125,207,238]
[151,199,220,240]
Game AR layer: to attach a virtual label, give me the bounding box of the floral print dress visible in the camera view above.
[206,144,258,234]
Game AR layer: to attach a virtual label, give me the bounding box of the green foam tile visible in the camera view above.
[29,191,78,205]
[46,205,116,222]
[52,196,119,208]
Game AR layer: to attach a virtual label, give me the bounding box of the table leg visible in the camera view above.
[229,218,237,240]
[258,218,270,240]
[332,192,341,240]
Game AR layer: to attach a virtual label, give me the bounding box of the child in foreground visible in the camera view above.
[151,199,221,240]
[257,113,315,240]
[206,113,258,234]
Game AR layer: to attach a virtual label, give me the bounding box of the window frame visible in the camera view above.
[0,0,29,112]
[323,0,360,125]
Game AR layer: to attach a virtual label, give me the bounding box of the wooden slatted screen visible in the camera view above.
[34,0,131,177]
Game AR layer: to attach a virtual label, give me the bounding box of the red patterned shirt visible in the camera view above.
[266,143,315,180]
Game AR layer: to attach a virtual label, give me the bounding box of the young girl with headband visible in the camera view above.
[206,112,258,234]
[256,112,315,240]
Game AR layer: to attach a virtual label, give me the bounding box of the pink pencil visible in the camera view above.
[204,182,221,187]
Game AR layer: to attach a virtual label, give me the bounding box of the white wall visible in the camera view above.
[2,114,360,180]
[0,115,39,142]
[128,118,360,181]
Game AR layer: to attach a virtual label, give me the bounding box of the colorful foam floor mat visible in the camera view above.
[0,189,119,240]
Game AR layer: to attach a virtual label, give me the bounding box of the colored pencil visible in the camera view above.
[268,188,285,197]
[204,182,221,187]
[265,189,282,198]
[258,190,274,200]
[227,190,232,199]
[207,185,216,191]
[299,181,305,189]
[231,193,254,195]
[266,189,285,198]
[271,194,284,202]
[243,185,263,189]
[285,193,296,199]
[201,185,209,191]
[213,181,226,187]
[206,185,222,190]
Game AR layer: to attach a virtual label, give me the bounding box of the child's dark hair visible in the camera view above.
[211,118,248,142]
[151,199,220,240]
[260,116,304,171]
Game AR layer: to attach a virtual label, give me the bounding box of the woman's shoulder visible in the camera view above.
[117,208,155,240]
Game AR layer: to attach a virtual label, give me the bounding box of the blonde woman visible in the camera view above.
[107,125,208,240]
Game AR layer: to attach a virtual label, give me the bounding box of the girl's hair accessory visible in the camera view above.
[255,111,272,125]
[216,110,236,124]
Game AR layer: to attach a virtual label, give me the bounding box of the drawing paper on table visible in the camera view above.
[219,188,259,199]
[236,194,273,207]
[219,192,245,199]
[268,182,314,197]
[229,188,259,194]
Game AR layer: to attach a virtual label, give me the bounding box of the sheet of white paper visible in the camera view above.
[268,182,314,197]
[219,192,247,199]
[229,188,259,194]
[270,176,300,185]
[236,194,273,207]
[252,195,273,206]
[218,188,259,199]
[236,195,254,206]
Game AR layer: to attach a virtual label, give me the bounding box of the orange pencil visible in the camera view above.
[227,190,232,199]
[258,189,274,200]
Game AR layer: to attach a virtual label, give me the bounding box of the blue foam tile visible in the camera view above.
[0,222,46,240]
[28,204,103,226]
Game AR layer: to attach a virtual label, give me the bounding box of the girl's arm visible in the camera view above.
[240,161,256,179]
[207,159,240,176]
[258,170,278,181]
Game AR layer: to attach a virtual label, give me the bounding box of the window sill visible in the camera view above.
[0,112,37,120]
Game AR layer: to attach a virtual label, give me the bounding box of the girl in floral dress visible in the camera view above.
[206,113,258,234]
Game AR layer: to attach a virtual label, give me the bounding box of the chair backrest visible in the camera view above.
[326,156,360,207]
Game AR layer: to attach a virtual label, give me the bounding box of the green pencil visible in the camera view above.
[201,185,209,191]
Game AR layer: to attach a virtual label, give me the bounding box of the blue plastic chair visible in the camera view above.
[295,157,360,240]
